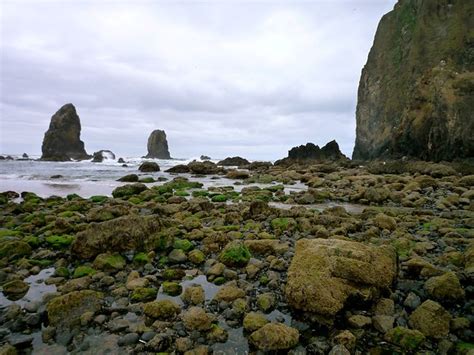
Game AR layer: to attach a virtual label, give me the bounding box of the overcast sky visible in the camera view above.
[0,0,396,160]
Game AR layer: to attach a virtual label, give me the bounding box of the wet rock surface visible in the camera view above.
[0,159,473,353]
[144,130,171,159]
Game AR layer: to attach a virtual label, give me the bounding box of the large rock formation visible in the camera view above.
[144,130,171,159]
[353,0,474,161]
[41,104,90,161]
[275,140,346,165]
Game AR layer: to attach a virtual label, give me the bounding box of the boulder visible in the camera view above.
[182,307,214,331]
[117,174,139,182]
[92,150,115,163]
[143,300,180,320]
[41,103,90,161]
[47,290,103,329]
[144,130,171,159]
[112,183,148,198]
[188,161,221,175]
[165,164,190,173]
[285,238,397,319]
[217,156,250,166]
[139,161,160,172]
[200,155,211,161]
[424,272,465,302]
[249,323,299,351]
[71,215,164,259]
[408,300,451,338]
[2,280,29,300]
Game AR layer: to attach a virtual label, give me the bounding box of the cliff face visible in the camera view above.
[353,0,474,161]
[144,130,171,159]
[41,104,90,161]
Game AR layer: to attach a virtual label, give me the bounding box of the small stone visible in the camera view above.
[347,315,372,328]
[374,298,395,316]
[384,326,425,351]
[372,315,394,333]
[328,344,350,355]
[403,292,421,310]
[257,293,275,313]
[143,300,180,320]
[118,333,139,346]
[333,330,356,350]
[182,307,214,331]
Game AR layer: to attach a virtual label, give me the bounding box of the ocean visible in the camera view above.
[0,155,306,198]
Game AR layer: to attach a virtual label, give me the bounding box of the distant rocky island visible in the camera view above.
[353,0,474,161]
[144,130,171,159]
[40,104,91,161]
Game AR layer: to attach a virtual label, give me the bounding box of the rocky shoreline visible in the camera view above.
[0,160,473,354]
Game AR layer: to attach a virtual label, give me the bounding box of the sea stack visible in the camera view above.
[144,130,171,159]
[353,0,474,161]
[41,104,90,161]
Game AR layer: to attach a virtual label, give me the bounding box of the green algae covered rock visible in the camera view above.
[130,287,158,302]
[0,241,31,260]
[162,281,182,296]
[143,299,180,320]
[385,326,425,351]
[249,323,299,351]
[45,235,74,249]
[182,306,214,331]
[219,241,251,267]
[112,183,148,198]
[93,253,126,271]
[47,290,103,329]
[73,266,96,278]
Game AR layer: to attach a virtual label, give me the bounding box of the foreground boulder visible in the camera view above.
[47,290,102,329]
[249,323,299,351]
[41,103,91,161]
[286,239,397,320]
[188,161,221,175]
[71,215,164,259]
[217,156,250,166]
[144,130,171,159]
[353,0,474,161]
[139,161,160,172]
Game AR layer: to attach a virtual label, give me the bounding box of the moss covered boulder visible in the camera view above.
[182,306,214,331]
[408,300,451,338]
[47,290,103,329]
[214,283,246,302]
[424,271,465,302]
[243,312,269,332]
[130,287,158,302]
[0,241,31,260]
[71,215,163,259]
[143,300,180,320]
[111,183,148,198]
[2,279,29,300]
[93,253,126,271]
[285,238,397,319]
[219,241,251,267]
[249,323,299,351]
[385,326,425,351]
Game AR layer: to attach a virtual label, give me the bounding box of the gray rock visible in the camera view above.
[118,332,139,346]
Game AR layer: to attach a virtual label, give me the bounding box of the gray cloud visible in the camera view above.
[0,0,397,160]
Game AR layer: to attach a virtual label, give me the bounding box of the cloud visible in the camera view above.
[0,0,397,159]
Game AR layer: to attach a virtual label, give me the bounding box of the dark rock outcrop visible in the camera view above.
[200,155,211,161]
[41,104,90,161]
[217,156,250,166]
[144,130,171,159]
[275,140,346,165]
[165,164,190,173]
[353,0,474,161]
[92,150,115,163]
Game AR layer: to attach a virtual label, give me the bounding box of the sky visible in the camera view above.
[0,0,397,160]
